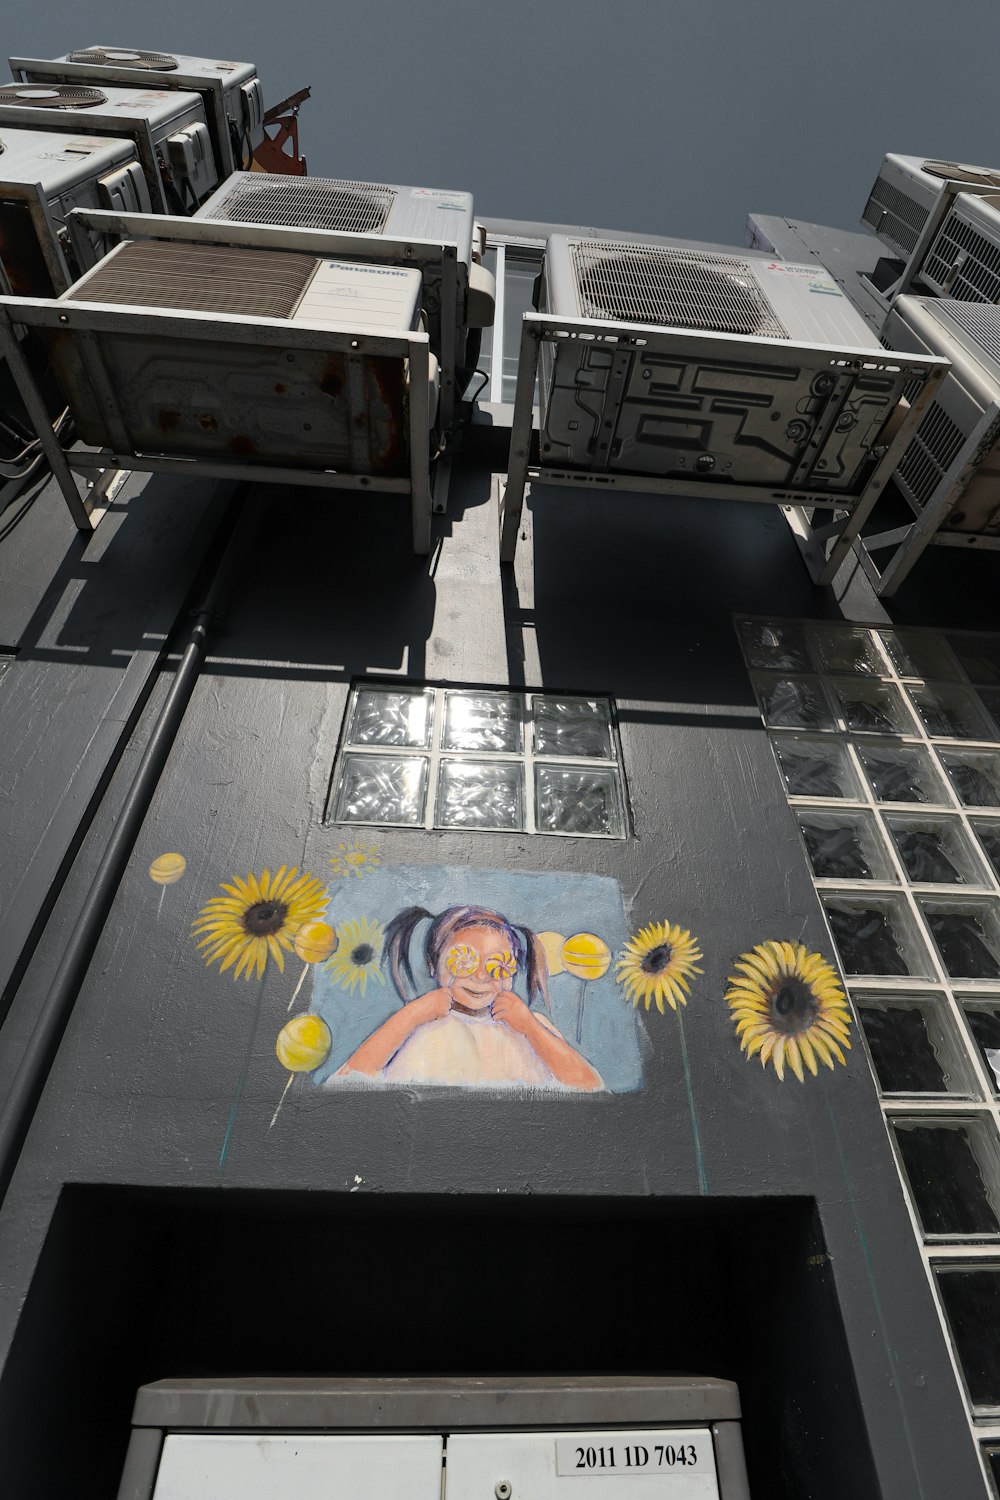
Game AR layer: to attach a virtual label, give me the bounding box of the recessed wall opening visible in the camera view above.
[0,1188,877,1500]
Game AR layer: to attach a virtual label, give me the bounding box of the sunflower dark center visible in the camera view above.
[241,899,289,936]
[769,978,818,1035]
[352,943,375,965]
[640,943,673,975]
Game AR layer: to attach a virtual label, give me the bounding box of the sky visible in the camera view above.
[7,0,1000,246]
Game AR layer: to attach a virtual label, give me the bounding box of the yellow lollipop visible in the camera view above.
[289,920,338,1009]
[149,853,186,885]
[538,930,567,976]
[271,1014,333,1128]
[561,932,612,980]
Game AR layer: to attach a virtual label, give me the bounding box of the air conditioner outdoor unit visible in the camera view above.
[0,126,152,295]
[860,154,1000,264]
[196,172,495,423]
[0,235,439,549]
[860,294,1000,593]
[9,50,264,177]
[498,232,949,569]
[916,191,1000,302]
[0,83,219,213]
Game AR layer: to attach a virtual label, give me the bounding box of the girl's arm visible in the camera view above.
[491,992,603,1091]
[340,989,451,1076]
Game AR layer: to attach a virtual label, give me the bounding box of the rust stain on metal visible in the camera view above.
[158,409,182,432]
[273,382,287,394]
[369,356,407,474]
[319,360,345,400]
[228,435,256,456]
[198,414,219,431]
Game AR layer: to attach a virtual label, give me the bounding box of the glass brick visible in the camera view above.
[936,1266,1000,1408]
[435,760,523,831]
[532,697,614,759]
[894,1119,1000,1237]
[535,764,623,837]
[823,895,931,978]
[880,629,961,681]
[973,821,1000,882]
[831,678,914,735]
[960,1002,1000,1094]
[940,749,1000,809]
[796,810,895,881]
[978,688,1000,738]
[348,686,432,747]
[442,691,522,753]
[907,683,995,741]
[808,625,883,675]
[857,997,973,1095]
[949,634,1000,686]
[754,675,833,731]
[737,618,812,671]
[921,899,1000,981]
[771,734,862,799]
[857,742,950,806]
[885,814,990,886]
[334,753,427,826]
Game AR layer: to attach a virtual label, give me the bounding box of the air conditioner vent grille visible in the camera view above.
[861,175,928,254]
[922,159,1000,187]
[935,301,1000,366]
[896,401,966,508]
[570,241,788,338]
[0,83,107,108]
[208,176,396,235]
[76,241,317,319]
[67,47,179,70]
[924,211,1000,302]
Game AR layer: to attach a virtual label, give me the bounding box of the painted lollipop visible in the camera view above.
[288,920,338,1010]
[270,1014,333,1127]
[561,931,612,1043]
[149,852,186,918]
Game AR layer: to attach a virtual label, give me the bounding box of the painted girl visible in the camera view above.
[339,904,603,1090]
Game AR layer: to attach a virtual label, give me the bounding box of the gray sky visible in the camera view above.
[8,1,1000,245]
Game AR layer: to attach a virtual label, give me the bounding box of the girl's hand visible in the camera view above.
[491,990,534,1034]
[409,988,452,1026]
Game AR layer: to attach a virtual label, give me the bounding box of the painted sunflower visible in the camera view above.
[325,916,386,996]
[725,940,851,1082]
[192,866,328,981]
[329,837,382,880]
[616,920,703,1013]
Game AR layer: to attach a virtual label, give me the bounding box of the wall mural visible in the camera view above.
[724,940,851,1082]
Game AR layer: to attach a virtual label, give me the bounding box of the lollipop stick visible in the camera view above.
[575,977,587,1044]
[156,886,166,920]
[288,962,309,1011]
[269,1073,295,1131]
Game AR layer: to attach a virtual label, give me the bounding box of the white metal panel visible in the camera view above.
[293,261,423,331]
[151,1433,443,1500]
[446,1430,720,1500]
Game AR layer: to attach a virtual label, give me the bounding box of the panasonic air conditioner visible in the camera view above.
[0,83,219,214]
[860,155,1000,263]
[9,50,264,176]
[196,173,495,417]
[0,126,151,296]
[533,233,928,492]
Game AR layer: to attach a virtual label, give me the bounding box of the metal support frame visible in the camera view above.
[0,290,435,554]
[499,313,949,573]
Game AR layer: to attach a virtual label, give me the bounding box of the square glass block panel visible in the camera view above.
[922,899,1000,981]
[796,809,895,881]
[857,996,973,1095]
[879,629,960,681]
[0,655,11,685]
[960,1002,1000,1094]
[979,688,1000,738]
[949,634,1000,686]
[808,625,883,675]
[737,617,813,671]
[771,734,862,799]
[348,686,432,748]
[936,1266,1000,1409]
[830,677,913,736]
[333,753,427,826]
[893,1118,1000,1237]
[442,691,522,753]
[435,760,524,831]
[906,682,996,741]
[535,764,624,838]
[531,697,614,760]
[823,895,931,978]
[856,741,950,806]
[754,675,833,731]
[884,814,990,886]
[973,820,1000,881]
[985,1447,1000,1498]
[940,748,1000,809]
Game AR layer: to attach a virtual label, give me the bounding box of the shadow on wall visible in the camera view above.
[0,1188,878,1500]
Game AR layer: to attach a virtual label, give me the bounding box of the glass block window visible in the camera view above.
[892,1118,1000,1237]
[329,684,626,838]
[858,996,975,1096]
[936,1266,1000,1410]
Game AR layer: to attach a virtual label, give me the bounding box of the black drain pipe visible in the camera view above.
[0,491,257,1206]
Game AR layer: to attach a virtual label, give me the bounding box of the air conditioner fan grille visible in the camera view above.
[76,241,317,319]
[935,301,1000,366]
[0,83,107,109]
[570,241,788,338]
[861,175,927,254]
[924,211,1000,303]
[209,176,396,235]
[922,160,1000,188]
[896,401,966,508]
[67,48,179,70]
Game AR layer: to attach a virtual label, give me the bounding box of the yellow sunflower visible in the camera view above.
[192,866,328,981]
[616,919,704,1013]
[725,940,851,1082]
[329,837,382,880]
[325,916,386,996]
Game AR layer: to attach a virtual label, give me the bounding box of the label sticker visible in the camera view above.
[555,1433,714,1478]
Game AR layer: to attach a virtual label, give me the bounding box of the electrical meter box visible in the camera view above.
[116,1376,751,1500]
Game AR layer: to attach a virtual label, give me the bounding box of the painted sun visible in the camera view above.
[725,940,851,1082]
[616,919,703,1013]
[329,837,382,880]
[192,866,328,981]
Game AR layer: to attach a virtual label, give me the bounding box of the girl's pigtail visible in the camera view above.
[519,925,551,1013]
[382,906,433,1002]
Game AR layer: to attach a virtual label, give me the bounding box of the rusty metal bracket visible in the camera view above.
[252,87,311,177]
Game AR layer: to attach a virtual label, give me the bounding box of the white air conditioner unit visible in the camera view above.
[0,126,152,295]
[196,172,495,423]
[9,50,264,177]
[0,83,219,213]
[860,155,1000,264]
[916,191,1000,302]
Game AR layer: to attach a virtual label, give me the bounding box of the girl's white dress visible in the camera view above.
[380,1009,568,1087]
